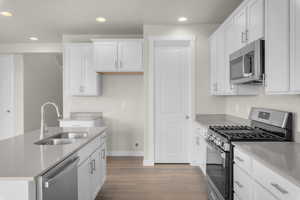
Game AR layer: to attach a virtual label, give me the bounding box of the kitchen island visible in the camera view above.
[0,126,107,200]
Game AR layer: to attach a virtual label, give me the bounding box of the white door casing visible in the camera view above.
[153,39,193,163]
[0,55,15,140]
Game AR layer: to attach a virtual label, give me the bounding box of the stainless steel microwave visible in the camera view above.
[230,40,264,84]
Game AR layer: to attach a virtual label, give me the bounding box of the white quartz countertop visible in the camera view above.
[233,142,300,188]
[0,126,106,181]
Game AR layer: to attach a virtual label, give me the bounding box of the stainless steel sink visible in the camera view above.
[51,132,88,139]
[34,132,88,145]
[35,138,76,145]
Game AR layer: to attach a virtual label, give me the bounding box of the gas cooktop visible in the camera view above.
[209,125,284,141]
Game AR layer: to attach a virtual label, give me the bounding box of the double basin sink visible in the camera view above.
[35,132,88,145]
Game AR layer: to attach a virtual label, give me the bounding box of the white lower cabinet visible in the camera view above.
[234,147,300,200]
[78,135,107,200]
[78,158,92,200]
[192,123,207,174]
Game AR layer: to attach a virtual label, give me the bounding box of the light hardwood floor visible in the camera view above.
[96,157,208,200]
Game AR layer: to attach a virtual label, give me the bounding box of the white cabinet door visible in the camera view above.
[118,40,143,72]
[65,45,85,96]
[247,0,264,43]
[99,144,107,187]
[215,28,226,95]
[78,159,92,200]
[84,46,102,96]
[235,7,247,49]
[290,0,300,93]
[91,149,101,199]
[209,33,218,95]
[65,44,102,96]
[253,182,278,200]
[94,41,118,72]
[224,18,238,95]
[265,0,290,94]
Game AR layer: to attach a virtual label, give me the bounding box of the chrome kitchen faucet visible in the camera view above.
[40,102,62,139]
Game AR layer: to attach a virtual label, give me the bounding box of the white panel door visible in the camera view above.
[0,55,15,140]
[94,42,118,72]
[247,0,264,43]
[118,40,143,72]
[154,41,190,163]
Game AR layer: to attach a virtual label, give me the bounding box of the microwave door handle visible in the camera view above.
[242,55,253,77]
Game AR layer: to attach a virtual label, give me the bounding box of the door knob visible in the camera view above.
[185,115,190,120]
[6,110,11,113]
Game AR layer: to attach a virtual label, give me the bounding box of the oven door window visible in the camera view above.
[206,142,230,199]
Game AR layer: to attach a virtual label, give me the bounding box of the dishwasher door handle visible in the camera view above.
[44,157,79,188]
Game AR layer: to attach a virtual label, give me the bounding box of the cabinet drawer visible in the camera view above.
[234,165,252,200]
[253,159,300,200]
[78,136,101,165]
[234,148,252,173]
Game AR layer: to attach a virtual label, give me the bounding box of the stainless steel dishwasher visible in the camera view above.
[37,155,79,200]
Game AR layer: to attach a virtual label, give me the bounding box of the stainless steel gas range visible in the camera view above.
[205,107,293,200]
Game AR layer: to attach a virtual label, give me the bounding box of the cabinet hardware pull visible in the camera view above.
[90,161,93,174]
[235,156,244,162]
[234,181,243,188]
[245,29,249,42]
[241,32,244,43]
[92,159,96,171]
[270,183,288,194]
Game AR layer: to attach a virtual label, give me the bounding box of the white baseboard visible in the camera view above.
[107,151,144,157]
[143,159,154,166]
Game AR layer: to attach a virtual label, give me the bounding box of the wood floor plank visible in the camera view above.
[96,157,208,200]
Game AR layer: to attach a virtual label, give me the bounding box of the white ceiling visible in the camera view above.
[0,0,242,43]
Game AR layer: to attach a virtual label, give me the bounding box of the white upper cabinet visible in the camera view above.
[231,0,264,53]
[234,7,248,49]
[265,0,300,94]
[93,39,143,72]
[247,0,265,43]
[93,41,118,72]
[118,40,143,72]
[290,0,300,93]
[64,43,102,96]
[265,0,290,94]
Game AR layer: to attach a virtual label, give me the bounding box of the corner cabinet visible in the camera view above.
[64,43,102,96]
[93,39,143,72]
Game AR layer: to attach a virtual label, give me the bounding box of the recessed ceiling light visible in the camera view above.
[96,17,106,23]
[178,17,188,22]
[29,37,39,41]
[0,11,13,17]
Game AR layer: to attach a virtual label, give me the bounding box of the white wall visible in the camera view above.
[225,88,300,141]
[23,53,63,132]
[143,24,226,162]
[64,74,144,154]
